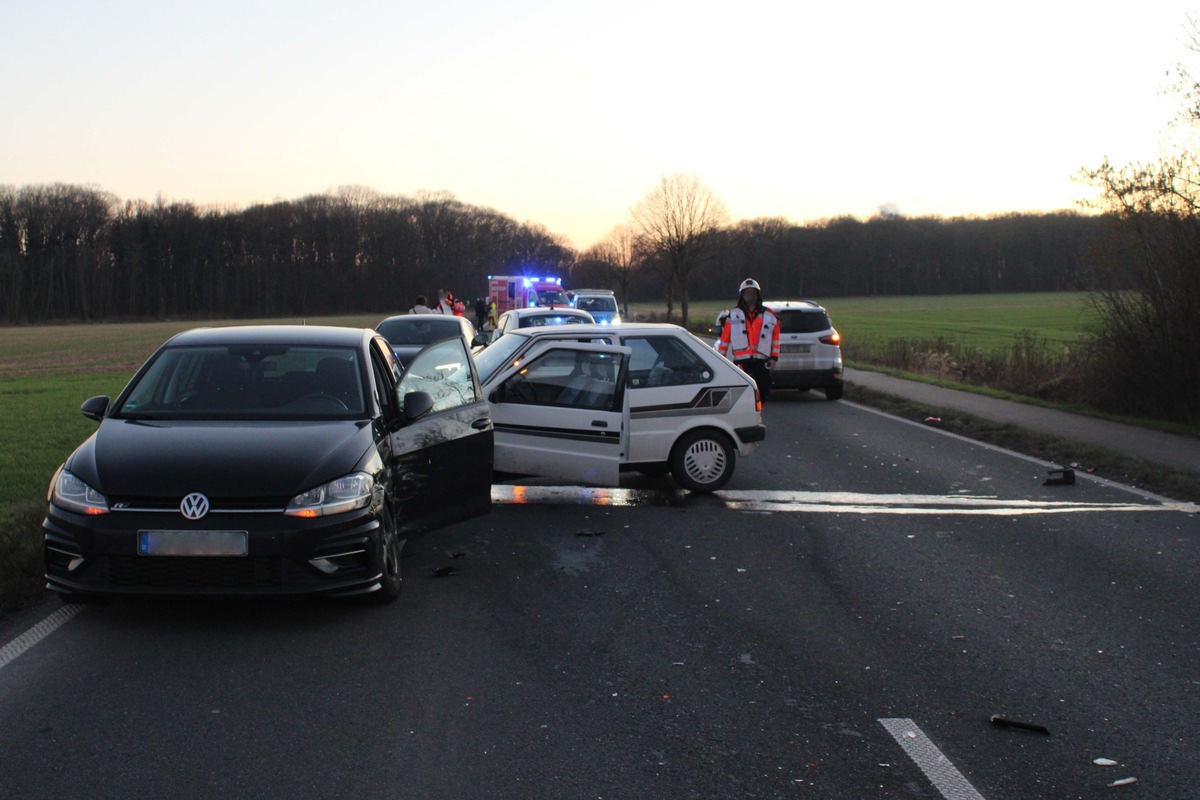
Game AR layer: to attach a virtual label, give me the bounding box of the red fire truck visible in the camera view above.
[487,275,569,315]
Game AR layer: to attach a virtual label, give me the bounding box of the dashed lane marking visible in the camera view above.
[0,604,83,673]
[879,717,987,800]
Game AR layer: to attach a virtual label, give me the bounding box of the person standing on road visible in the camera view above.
[409,295,433,314]
[434,289,454,315]
[488,298,498,331]
[717,278,780,399]
[474,297,487,329]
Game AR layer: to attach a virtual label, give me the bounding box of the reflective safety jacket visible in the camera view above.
[718,306,780,361]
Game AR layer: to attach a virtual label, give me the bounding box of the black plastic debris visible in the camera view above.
[1044,468,1075,486]
[576,529,606,537]
[429,565,461,578]
[990,715,1050,735]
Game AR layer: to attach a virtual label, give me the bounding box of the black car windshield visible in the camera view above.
[113,344,367,420]
[377,317,463,345]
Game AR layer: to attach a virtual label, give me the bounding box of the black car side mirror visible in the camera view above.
[471,334,487,347]
[81,395,110,422]
[401,390,435,423]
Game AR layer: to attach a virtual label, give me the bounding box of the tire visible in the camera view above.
[669,429,736,493]
[824,382,844,401]
[371,510,404,603]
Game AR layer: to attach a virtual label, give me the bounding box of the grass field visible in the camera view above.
[629,291,1099,349]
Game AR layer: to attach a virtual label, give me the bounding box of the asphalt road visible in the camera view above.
[2,394,1197,799]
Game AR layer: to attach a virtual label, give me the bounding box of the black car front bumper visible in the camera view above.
[43,503,388,597]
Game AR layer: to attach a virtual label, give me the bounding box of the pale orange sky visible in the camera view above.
[2,0,1195,248]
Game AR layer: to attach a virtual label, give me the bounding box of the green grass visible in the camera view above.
[630,291,1099,349]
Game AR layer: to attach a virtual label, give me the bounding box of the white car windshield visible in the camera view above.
[473,333,529,384]
[575,295,617,313]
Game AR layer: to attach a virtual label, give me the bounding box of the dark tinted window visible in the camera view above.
[776,310,832,334]
[377,317,463,344]
[117,345,365,419]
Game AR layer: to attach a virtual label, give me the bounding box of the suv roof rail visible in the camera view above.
[767,299,824,309]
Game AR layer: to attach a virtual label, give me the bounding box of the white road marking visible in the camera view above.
[879,717,986,800]
[491,485,1199,515]
[0,604,83,672]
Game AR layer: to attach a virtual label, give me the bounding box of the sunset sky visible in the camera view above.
[3,1,1197,248]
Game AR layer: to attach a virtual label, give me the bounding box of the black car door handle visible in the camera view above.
[472,418,491,430]
[591,420,608,428]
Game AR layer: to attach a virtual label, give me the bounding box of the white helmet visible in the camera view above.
[739,278,761,294]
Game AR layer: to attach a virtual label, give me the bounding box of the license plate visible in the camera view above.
[138,530,248,557]
[781,344,812,354]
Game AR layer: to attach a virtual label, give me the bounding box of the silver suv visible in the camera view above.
[763,300,844,400]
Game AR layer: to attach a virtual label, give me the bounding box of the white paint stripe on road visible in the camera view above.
[491,485,1199,515]
[847,400,1190,506]
[0,604,83,672]
[879,717,986,800]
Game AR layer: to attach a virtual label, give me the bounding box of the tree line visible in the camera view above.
[0,185,573,324]
[576,208,1105,318]
[1,181,1111,327]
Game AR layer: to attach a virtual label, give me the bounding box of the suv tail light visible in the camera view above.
[754,386,762,413]
[819,330,841,346]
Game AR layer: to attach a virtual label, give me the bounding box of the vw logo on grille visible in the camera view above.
[180,493,210,520]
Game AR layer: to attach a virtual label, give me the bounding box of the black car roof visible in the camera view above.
[165,325,372,348]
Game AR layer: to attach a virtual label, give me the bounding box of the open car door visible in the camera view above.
[487,342,630,486]
[381,336,493,534]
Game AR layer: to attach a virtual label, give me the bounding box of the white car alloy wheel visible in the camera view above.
[670,430,736,493]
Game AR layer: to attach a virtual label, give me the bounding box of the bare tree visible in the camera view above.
[581,224,643,316]
[630,174,729,326]
[1076,14,1200,422]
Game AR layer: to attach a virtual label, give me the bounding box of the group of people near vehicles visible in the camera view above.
[408,289,498,330]
[404,277,782,398]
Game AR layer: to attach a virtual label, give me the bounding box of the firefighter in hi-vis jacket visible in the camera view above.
[716,278,781,399]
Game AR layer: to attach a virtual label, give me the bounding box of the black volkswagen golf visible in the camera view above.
[43,325,493,602]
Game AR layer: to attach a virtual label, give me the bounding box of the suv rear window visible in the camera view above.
[776,310,832,334]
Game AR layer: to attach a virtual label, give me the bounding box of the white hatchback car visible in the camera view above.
[488,306,595,343]
[474,323,765,492]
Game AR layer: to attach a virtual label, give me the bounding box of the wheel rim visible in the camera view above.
[683,438,727,485]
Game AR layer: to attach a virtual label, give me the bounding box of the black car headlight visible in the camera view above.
[51,468,110,516]
[285,473,374,518]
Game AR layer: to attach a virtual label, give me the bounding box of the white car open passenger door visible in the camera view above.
[486,342,631,486]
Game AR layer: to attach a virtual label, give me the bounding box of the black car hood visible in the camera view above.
[66,419,376,501]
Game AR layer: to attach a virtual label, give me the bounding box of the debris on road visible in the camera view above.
[1093,758,1119,766]
[989,715,1050,735]
[1108,777,1138,787]
[1044,467,1075,485]
[575,528,605,537]
[924,416,942,424]
[429,565,461,578]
